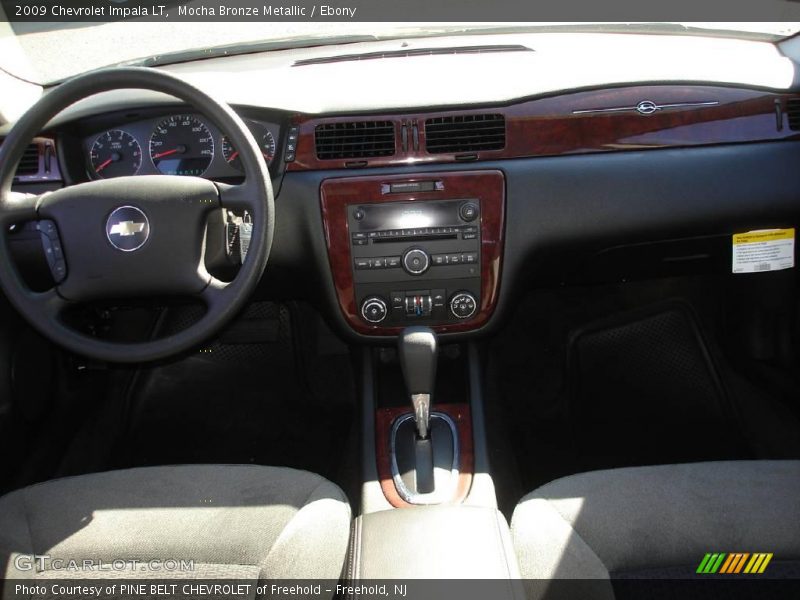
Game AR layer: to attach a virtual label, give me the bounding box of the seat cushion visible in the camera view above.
[0,465,351,582]
[512,461,800,598]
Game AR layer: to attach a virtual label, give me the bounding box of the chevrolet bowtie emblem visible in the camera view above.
[109,221,146,237]
[106,206,150,252]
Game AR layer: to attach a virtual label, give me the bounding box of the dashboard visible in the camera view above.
[5,31,800,342]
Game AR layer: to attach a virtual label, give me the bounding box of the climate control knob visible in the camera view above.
[361,296,388,323]
[402,248,430,275]
[450,291,478,320]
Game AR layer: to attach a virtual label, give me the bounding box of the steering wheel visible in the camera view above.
[0,68,274,363]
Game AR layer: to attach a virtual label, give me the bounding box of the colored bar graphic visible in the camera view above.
[697,553,713,573]
[701,552,774,574]
[698,553,728,574]
[735,553,750,573]
[719,553,745,574]
[719,554,735,574]
[744,554,760,574]
[758,553,773,573]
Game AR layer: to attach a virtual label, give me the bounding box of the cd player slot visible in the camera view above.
[373,233,459,244]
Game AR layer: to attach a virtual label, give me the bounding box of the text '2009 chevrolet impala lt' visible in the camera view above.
[0,10,799,600]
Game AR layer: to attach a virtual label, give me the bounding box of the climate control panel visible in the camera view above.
[358,290,478,325]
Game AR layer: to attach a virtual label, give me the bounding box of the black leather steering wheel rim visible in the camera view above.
[0,67,274,363]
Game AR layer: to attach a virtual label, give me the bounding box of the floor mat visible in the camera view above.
[484,281,770,515]
[566,301,750,473]
[115,302,356,489]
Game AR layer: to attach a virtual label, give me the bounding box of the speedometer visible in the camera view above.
[149,115,214,176]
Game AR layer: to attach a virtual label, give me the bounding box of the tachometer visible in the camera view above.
[149,115,214,176]
[221,125,276,172]
[90,130,142,178]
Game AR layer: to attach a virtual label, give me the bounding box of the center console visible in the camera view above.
[348,505,523,593]
[321,170,505,335]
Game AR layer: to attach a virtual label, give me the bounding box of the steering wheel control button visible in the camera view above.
[402,248,430,275]
[459,202,479,222]
[37,220,68,283]
[106,206,150,252]
[450,292,478,320]
[361,296,388,323]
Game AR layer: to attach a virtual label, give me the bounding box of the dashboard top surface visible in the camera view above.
[15,31,794,133]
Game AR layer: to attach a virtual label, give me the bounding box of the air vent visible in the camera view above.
[294,45,531,67]
[13,143,41,177]
[787,98,800,131]
[16,143,41,176]
[425,114,506,154]
[315,121,395,160]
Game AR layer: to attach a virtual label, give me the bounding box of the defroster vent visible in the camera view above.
[425,114,505,154]
[315,121,395,160]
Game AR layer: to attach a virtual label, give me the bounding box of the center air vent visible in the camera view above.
[787,98,800,131]
[315,121,395,160]
[15,143,41,177]
[425,114,505,154]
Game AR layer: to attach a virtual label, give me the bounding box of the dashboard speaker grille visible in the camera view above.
[424,114,506,154]
[14,143,41,177]
[315,121,395,160]
[787,98,800,131]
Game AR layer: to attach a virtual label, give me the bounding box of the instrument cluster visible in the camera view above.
[83,113,280,180]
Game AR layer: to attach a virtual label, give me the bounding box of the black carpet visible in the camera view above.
[483,278,792,517]
[116,302,357,491]
[566,301,749,473]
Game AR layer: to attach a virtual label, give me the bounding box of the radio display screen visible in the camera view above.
[352,200,463,232]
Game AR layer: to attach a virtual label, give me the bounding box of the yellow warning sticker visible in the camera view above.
[732,228,795,274]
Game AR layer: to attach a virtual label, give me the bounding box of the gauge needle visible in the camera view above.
[229,151,239,162]
[95,158,113,173]
[152,148,179,159]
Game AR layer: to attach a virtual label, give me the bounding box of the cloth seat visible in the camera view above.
[0,465,351,587]
[511,461,800,599]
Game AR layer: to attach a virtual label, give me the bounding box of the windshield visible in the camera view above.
[2,21,799,86]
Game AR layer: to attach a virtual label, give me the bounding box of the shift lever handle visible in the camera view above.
[398,326,438,439]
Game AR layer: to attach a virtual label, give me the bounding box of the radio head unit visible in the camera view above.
[320,170,505,336]
[348,198,482,326]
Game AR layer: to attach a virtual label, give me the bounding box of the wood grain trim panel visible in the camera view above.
[375,403,473,509]
[320,170,505,336]
[289,86,800,171]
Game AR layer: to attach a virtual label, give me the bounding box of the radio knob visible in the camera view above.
[402,248,430,275]
[450,291,478,320]
[361,296,388,323]
[459,202,479,222]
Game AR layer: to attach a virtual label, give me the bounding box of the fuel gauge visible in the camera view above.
[222,124,276,172]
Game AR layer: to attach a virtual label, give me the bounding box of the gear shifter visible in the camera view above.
[398,326,437,439]
[393,326,457,502]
